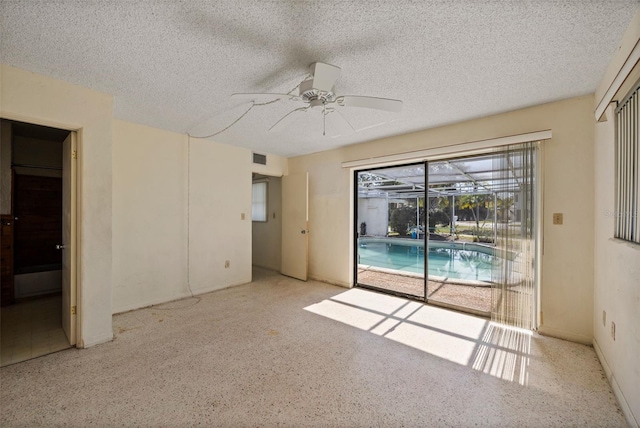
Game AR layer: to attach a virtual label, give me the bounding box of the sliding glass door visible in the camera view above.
[355,163,426,299]
[354,143,539,327]
[425,155,497,315]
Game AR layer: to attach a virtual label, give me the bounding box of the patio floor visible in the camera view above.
[357,267,492,314]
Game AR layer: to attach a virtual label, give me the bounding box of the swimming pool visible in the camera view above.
[358,238,499,282]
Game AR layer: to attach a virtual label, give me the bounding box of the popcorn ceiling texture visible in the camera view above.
[1,0,638,156]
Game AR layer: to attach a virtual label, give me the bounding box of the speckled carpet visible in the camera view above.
[0,268,625,427]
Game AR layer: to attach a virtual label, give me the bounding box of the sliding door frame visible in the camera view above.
[423,161,429,301]
[353,161,429,302]
[352,145,542,327]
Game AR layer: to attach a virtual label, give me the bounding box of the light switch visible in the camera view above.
[553,213,563,225]
[241,213,245,220]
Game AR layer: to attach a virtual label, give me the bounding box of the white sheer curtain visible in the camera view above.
[491,142,539,330]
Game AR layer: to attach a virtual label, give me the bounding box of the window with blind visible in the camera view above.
[615,80,640,244]
[252,181,267,222]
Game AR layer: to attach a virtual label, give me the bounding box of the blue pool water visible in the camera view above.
[358,241,497,282]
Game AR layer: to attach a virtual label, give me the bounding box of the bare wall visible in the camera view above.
[112,120,189,313]
[288,95,595,343]
[188,138,254,293]
[593,6,640,426]
[112,120,288,312]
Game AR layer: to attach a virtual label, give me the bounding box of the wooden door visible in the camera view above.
[13,175,62,270]
[281,172,308,281]
[61,133,77,345]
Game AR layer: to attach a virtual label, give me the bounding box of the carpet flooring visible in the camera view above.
[0,268,625,427]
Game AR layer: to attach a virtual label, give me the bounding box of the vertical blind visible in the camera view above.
[615,81,640,244]
[491,142,538,330]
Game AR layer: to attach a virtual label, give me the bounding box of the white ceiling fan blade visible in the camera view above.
[336,95,403,112]
[310,62,341,92]
[325,109,355,138]
[231,93,299,102]
[269,107,310,132]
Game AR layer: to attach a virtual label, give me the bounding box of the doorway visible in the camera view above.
[354,143,540,329]
[0,119,76,366]
[251,173,282,275]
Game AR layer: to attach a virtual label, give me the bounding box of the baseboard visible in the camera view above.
[80,332,114,349]
[308,274,350,288]
[112,291,193,315]
[593,338,639,428]
[536,325,592,345]
[252,262,280,271]
[192,278,251,296]
[113,276,255,315]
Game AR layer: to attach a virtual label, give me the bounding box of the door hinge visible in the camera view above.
[72,150,77,159]
[71,306,76,315]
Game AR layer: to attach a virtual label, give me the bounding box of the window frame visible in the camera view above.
[614,79,640,244]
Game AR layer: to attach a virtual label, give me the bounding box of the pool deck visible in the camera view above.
[357,266,492,315]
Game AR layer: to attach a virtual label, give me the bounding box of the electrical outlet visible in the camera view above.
[611,321,616,340]
[224,260,230,268]
[241,213,245,220]
[602,310,606,327]
[553,213,563,225]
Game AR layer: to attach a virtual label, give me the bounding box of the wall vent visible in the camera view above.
[252,152,267,165]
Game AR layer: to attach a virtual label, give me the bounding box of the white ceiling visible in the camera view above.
[1,1,638,157]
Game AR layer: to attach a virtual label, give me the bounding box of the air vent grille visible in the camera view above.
[252,152,267,165]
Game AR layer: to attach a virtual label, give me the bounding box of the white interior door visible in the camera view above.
[281,172,308,281]
[61,132,77,345]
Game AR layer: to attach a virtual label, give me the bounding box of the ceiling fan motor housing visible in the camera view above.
[299,78,335,104]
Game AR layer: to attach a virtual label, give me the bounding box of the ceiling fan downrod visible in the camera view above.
[323,102,326,136]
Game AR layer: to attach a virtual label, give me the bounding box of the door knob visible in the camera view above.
[301,230,306,234]
[56,244,65,250]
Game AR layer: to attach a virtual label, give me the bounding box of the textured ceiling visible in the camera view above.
[1,1,638,157]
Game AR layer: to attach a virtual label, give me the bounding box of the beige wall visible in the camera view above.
[0,64,113,347]
[0,65,290,332]
[252,176,282,271]
[112,120,189,312]
[188,137,255,293]
[288,95,596,343]
[113,120,288,312]
[593,7,640,426]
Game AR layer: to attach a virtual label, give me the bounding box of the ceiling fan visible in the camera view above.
[231,62,403,137]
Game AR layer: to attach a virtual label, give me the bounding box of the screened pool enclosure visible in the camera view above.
[355,143,540,329]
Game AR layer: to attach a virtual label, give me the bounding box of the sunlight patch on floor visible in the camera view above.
[470,323,532,385]
[305,288,531,385]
